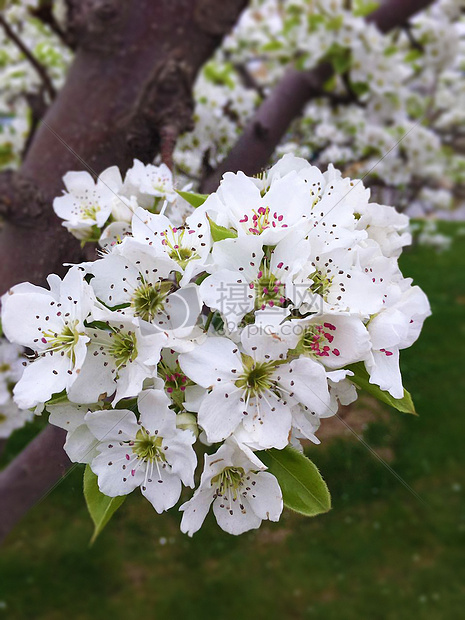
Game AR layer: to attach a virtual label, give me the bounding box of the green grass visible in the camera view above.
[1,222,464,620]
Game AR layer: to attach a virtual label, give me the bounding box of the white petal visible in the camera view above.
[138,388,176,435]
[48,403,88,431]
[91,446,144,496]
[242,392,292,449]
[212,495,261,535]
[245,471,283,521]
[13,353,73,409]
[211,236,263,282]
[163,429,197,487]
[1,290,61,348]
[180,487,215,536]
[198,384,244,443]
[179,337,241,388]
[67,344,116,403]
[64,425,99,464]
[367,349,403,399]
[279,357,331,416]
[85,408,139,441]
[141,467,182,513]
[199,270,255,329]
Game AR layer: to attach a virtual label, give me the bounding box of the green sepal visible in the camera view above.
[176,190,209,208]
[208,217,238,242]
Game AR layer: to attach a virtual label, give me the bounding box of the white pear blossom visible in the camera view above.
[365,284,431,398]
[67,314,166,404]
[179,328,331,449]
[131,208,212,285]
[199,169,313,244]
[86,388,196,512]
[125,160,177,208]
[47,402,99,464]
[199,232,308,330]
[283,312,371,368]
[1,268,94,409]
[53,167,123,240]
[180,438,282,536]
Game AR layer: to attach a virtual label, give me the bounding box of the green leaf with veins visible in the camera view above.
[258,447,331,517]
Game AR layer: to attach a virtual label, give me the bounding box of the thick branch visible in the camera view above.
[0,426,70,543]
[0,14,57,100]
[0,0,247,544]
[201,0,434,192]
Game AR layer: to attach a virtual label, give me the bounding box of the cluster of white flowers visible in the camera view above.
[1,154,430,535]
[0,338,32,438]
[52,159,190,246]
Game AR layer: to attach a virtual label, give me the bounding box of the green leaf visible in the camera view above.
[350,81,370,97]
[176,190,209,209]
[262,40,284,52]
[208,217,238,242]
[84,465,126,544]
[353,0,380,17]
[347,362,417,415]
[258,447,331,517]
[405,49,423,64]
[325,44,352,75]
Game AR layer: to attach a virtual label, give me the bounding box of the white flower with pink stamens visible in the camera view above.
[86,388,196,513]
[131,208,211,285]
[199,232,309,330]
[179,328,331,449]
[1,267,94,409]
[180,438,282,536]
[283,312,371,369]
[198,169,312,243]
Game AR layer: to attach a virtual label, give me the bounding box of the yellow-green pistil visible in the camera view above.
[235,356,277,399]
[80,203,100,221]
[131,281,172,322]
[109,331,137,368]
[212,467,245,500]
[41,321,81,364]
[131,428,166,463]
[308,269,333,299]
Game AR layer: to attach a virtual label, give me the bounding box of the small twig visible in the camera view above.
[22,90,49,158]
[0,14,56,100]
[403,22,425,52]
[29,1,76,50]
[233,62,266,99]
[340,72,366,107]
